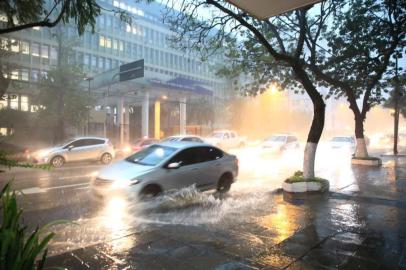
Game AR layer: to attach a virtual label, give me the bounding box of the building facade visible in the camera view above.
[0,0,232,145]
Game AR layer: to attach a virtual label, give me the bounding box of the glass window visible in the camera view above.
[20,95,28,111]
[10,39,19,52]
[9,94,18,109]
[106,37,111,48]
[99,35,105,47]
[31,42,40,57]
[41,44,49,58]
[113,40,118,50]
[84,54,90,66]
[50,47,57,60]
[168,148,202,166]
[31,69,39,82]
[106,58,112,69]
[126,145,177,166]
[119,40,124,51]
[106,16,112,28]
[21,41,29,54]
[99,57,104,69]
[11,70,18,80]
[91,55,97,67]
[0,95,7,109]
[21,69,29,81]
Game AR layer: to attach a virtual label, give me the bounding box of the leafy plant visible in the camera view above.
[0,150,51,170]
[0,183,56,270]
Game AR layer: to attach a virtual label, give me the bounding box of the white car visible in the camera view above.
[205,130,246,149]
[161,135,205,143]
[91,141,238,199]
[330,136,356,151]
[32,137,115,167]
[262,134,299,153]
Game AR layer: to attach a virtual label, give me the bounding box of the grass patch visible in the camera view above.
[285,171,326,183]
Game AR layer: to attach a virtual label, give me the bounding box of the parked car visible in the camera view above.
[205,130,246,149]
[91,141,238,199]
[330,136,356,151]
[261,134,300,155]
[32,137,115,167]
[118,138,159,156]
[0,142,30,162]
[161,135,205,143]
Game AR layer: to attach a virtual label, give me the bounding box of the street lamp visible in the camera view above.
[84,76,94,136]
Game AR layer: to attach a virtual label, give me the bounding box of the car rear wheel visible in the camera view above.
[50,156,64,168]
[100,153,112,164]
[140,185,162,199]
[217,173,233,193]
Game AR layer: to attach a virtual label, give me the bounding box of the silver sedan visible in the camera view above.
[91,141,238,198]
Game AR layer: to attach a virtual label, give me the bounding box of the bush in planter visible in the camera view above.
[285,171,326,183]
[0,183,62,270]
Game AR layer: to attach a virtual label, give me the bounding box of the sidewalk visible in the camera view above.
[45,156,406,270]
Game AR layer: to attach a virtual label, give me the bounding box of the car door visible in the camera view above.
[64,139,88,161]
[163,148,203,190]
[85,139,105,160]
[196,147,224,190]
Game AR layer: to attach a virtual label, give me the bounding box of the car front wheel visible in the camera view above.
[50,156,64,168]
[101,153,112,164]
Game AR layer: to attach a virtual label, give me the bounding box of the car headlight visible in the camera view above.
[36,150,51,158]
[112,179,140,189]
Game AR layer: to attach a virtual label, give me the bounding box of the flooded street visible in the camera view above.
[2,144,406,270]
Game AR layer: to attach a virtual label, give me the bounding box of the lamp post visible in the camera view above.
[84,76,94,136]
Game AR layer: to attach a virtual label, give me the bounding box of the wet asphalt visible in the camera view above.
[1,145,406,269]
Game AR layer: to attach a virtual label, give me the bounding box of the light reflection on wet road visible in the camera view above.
[0,144,402,260]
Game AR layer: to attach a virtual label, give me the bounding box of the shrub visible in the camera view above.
[0,183,58,270]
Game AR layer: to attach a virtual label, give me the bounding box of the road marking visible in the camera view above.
[18,183,89,195]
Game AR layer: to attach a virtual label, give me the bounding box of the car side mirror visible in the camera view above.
[167,162,180,169]
[68,145,74,151]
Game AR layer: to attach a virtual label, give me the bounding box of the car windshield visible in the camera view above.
[125,145,177,166]
[266,136,286,142]
[331,137,351,142]
[58,138,75,147]
[211,132,224,138]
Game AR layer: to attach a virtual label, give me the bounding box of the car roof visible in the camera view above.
[73,136,108,141]
[157,141,213,149]
[166,135,201,138]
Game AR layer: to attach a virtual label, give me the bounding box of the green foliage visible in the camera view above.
[0,0,133,35]
[0,150,51,170]
[384,74,406,118]
[0,183,55,270]
[285,171,326,183]
[35,65,94,131]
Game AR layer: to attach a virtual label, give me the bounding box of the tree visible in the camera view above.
[0,0,132,35]
[162,0,342,178]
[308,0,406,158]
[36,66,93,143]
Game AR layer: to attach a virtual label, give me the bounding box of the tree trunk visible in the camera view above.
[292,65,325,179]
[354,114,369,158]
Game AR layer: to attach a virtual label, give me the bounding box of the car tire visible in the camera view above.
[50,156,64,168]
[217,173,233,193]
[100,153,112,164]
[140,185,162,199]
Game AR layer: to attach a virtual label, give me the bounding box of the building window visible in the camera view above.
[106,37,111,48]
[106,58,112,69]
[41,44,49,58]
[119,40,124,51]
[9,94,18,109]
[113,39,118,50]
[20,95,28,111]
[0,95,7,109]
[31,42,40,57]
[21,69,29,81]
[91,55,97,67]
[50,47,57,60]
[99,35,105,47]
[21,41,29,54]
[99,57,104,69]
[10,39,19,52]
[31,69,39,82]
[11,70,18,80]
[84,54,90,66]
